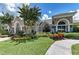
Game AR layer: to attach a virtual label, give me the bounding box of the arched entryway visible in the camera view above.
[56,18,70,32]
[13,22,22,34]
[16,23,21,34]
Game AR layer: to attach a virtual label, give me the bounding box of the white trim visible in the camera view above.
[56,18,70,32]
[57,18,70,25]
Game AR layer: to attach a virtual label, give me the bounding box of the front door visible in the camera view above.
[58,26,65,32]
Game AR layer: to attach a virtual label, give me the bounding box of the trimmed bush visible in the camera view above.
[65,33,79,39]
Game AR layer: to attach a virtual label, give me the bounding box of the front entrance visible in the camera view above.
[16,23,21,34]
[57,19,69,32]
[58,25,68,32]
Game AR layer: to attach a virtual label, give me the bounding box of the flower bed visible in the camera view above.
[49,33,64,40]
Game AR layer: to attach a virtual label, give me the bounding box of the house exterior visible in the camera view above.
[3,16,25,34]
[51,11,77,32]
[3,11,78,34]
[11,16,25,34]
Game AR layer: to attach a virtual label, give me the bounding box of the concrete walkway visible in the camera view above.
[46,39,79,55]
[0,37,11,41]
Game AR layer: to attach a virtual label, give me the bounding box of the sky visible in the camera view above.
[0,3,79,20]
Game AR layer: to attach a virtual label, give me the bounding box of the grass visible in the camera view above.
[72,44,79,55]
[64,32,79,39]
[0,37,53,55]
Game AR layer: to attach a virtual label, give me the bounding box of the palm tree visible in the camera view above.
[0,16,4,33]
[18,4,41,34]
[1,12,14,32]
[18,4,29,25]
[1,12,14,24]
[28,6,41,26]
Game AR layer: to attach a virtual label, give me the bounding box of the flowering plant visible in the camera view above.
[49,33,64,40]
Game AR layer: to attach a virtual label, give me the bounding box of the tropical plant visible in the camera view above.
[0,16,4,34]
[1,12,14,31]
[1,12,14,24]
[0,12,14,35]
[43,22,50,32]
[18,4,41,36]
[18,4,29,25]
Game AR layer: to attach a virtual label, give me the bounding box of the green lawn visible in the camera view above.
[72,44,79,55]
[0,37,53,55]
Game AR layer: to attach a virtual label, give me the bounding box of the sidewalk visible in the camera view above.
[46,39,79,55]
[0,37,11,41]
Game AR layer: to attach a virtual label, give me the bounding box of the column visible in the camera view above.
[14,27,16,34]
[56,25,58,32]
[71,25,73,32]
[68,25,70,32]
[50,25,52,33]
[65,26,67,32]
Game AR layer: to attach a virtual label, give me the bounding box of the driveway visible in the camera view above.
[0,37,11,41]
[46,39,79,55]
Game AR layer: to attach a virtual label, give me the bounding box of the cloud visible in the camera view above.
[4,3,30,16]
[5,3,16,12]
[41,14,51,20]
[73,9,79,20]
[69,10,75,12]
[42,14,48,20]
[48,10,52,14]
[0,12,3,16]
[5,3,30,12]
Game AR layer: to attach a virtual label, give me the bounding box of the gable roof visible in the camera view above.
[52,11,77,18]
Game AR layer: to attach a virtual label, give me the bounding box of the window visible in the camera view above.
[58,21,65,25]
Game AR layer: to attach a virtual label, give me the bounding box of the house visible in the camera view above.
[43,11,77,32]
[3,16,25,34]
[3,11,78,34]
[11,16,25,34]
[51,11,77,32]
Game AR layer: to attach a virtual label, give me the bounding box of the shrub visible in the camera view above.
[30,30,37,39]
[65,33,79,39]
[49,33,64,40]
[11,34,38,44]
[1,31,10,35]
[43,23,50,32]
[11,36,30,44]
[73,25,79,32]
[16,30,25,37]
[0,28,10,35]
[36,32,48,37]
